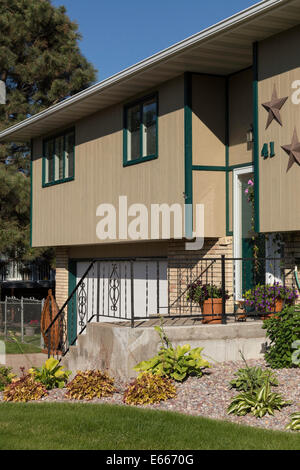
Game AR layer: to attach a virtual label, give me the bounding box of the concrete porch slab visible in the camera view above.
[62,321,267,381]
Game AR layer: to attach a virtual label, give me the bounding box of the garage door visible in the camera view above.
[68,259,168,343]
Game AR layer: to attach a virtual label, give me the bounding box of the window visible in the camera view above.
[124,94,158,166]
[43,130,75,186]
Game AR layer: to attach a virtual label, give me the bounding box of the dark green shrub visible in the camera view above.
[65,370,116,400]
[262,306,300,369]
[123,372,176,405]
[291,340,300,365]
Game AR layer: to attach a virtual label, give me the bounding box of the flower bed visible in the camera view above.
[0,359,299,433]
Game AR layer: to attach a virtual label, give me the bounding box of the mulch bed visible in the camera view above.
[1,359,299,432]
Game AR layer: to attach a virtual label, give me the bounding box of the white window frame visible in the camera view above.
[233,165,254,300]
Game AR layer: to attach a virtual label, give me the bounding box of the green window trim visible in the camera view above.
[123,93,159,167]
[253,42,260,233]
[42,128,75,188]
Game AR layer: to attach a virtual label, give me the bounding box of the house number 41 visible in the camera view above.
[261,142,275,158]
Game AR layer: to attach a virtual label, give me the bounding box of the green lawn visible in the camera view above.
[0,336,41,354]
[0,403,299,450]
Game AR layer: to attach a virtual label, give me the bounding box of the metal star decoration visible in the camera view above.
[281,128,300,172]
[262,85,288,129]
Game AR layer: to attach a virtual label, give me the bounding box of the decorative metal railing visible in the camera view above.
[45,258,168,359]
[168,256,297,320]
[45,255,299,361]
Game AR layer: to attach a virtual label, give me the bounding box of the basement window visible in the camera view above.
[43,129,75,187]
[123,94,158,166]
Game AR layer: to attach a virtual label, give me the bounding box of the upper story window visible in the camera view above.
[123,94,158,166]
[43,129,75,187]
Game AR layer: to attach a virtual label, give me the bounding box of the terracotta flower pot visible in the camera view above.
[202,298,223,324]
[261,299,283,320]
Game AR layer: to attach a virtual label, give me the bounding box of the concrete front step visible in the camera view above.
[61,321,268,381]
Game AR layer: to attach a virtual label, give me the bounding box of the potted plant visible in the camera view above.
[187,282,229,324]
[243,283,298,320]
[25,319,39,336]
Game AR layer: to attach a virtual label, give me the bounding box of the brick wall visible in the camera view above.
[55,247,69,309]
[168,237,234,314]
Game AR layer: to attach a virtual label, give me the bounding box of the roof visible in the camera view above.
[1,0,300,142]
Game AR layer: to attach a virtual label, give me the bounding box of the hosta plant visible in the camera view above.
[229,366,278,392]
[65,370,116,401]
[0,366,16,391]
[286,412,300,431]
[29,358,71,390]
[291,340,300,366]
[134,325,210,382]
[123,372,176,405]
[227,379,289,418]
[3,374,48,403]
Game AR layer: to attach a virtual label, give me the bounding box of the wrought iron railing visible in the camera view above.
[45,255,299,361]
[45,258,168,359]
[168,256,297,319]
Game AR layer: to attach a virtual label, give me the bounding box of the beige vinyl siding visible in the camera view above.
[192,74,226,167]
[68,241,169,260]
[32,75,185,247]
[258,26,300,233]
[193,170,226,238]
[228,68,253,167]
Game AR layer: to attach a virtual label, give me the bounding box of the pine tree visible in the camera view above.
[0,0,97,262]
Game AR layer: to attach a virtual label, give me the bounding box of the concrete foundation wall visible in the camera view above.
[62,321,267,381]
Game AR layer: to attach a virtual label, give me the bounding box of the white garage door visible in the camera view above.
[75,259,168,331]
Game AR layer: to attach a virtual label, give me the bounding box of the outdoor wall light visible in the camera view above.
[246,125,254,144]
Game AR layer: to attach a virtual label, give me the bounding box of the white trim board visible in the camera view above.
[233,165,254,300]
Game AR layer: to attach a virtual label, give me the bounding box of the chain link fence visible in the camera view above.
[0,297,44,350]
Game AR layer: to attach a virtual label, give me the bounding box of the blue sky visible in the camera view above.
[52,0,259,82]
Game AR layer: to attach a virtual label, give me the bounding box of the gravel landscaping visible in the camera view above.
[1,359,299,433]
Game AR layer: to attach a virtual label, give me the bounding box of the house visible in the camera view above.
[1,0,300,376]
[0,257,55,300]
